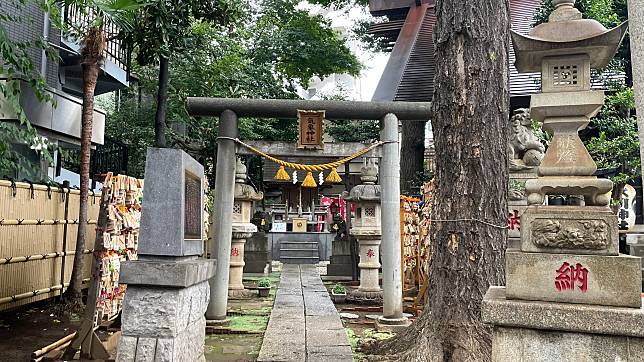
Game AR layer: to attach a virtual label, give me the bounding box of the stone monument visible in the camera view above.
[507,108,545,248]
[482,2,644,360]
[229,158,263,298]
[344,160,383,303]
[117,148,215,362]
[326,214,353,277]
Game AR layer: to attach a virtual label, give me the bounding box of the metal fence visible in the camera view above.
[0,180,99,311]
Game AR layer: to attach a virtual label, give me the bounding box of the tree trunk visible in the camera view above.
[375,1,510,361]
[400,120,427,195]
[154,55,169,148]
[64,27,104,306]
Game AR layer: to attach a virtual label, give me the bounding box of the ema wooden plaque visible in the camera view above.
[297,110,324,149]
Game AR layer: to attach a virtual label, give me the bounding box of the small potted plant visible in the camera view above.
[331,284,347,303]
[257,277,271,297]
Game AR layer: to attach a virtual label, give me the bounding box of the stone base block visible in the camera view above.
[117,281,210,361]
[121,258,216,287]
[348,289,382,305]
[508,238,521,250]
[506,250,642,307]
[483,287,644,361]
[228,288,253,299]
[118,318,206,362]
[244,256,270,273]
[520,206,618,255]
[482,287,644,337]
[491,326,644,361]
[375,316,411,333]
[327,255,353,276]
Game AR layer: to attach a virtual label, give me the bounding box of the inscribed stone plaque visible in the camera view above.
[184,172,202,240]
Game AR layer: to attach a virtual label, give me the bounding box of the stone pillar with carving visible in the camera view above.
[229,158,263,298]
[344,161,383,303]
[507,108,545,249]
[483,2,644,360]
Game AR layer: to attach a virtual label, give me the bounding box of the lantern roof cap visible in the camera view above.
[344,161,381,202]
[344,184,381,202]
[510,0,628,73]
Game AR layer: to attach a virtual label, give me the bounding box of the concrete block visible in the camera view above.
[134,337,156,362]
[138,148,205,257]
[120,258,215,287]
[116,335,138,362]
[121,281,210,337]
[482,287,644,337]
[520,206,618,255]
[506,250,641,307]
[154,338,174,362]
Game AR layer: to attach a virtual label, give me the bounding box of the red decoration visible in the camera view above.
[231,247,240,257]
[508,210,521,231]
[366,248,375,258]
[555,261,588,292]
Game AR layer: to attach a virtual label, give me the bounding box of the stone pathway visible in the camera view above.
[257,264,352,362]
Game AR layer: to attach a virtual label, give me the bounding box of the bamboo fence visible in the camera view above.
[0,180,99,311]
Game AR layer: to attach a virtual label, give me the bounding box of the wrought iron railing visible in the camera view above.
[63,4,131,73]
[61,137,129,177]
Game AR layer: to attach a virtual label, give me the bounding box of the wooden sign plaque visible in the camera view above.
[297,110,325,149]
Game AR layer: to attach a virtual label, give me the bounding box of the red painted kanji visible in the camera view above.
[555,262,588,292]
[508,210,521,231]
[231,247,239,257]
[366,248,375,258]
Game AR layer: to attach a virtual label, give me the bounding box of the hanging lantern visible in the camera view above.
[274,165,290,181]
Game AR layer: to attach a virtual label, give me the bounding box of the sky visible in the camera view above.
[300,3,390,101]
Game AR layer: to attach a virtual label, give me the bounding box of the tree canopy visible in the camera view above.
[107,0,363,178]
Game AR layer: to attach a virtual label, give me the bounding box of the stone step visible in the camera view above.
[280,242,319,251]
[280,248,320,258]
[280,256,320,264]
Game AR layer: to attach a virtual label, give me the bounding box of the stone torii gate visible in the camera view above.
[186,97,431,329]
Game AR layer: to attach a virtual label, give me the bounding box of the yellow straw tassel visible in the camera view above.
[302,172,317,188]
[325,167,342,183]
[274,165,290,181]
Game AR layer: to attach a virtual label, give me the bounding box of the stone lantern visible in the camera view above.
[343,160,382,302]
[229,158,263,298]
[482,2,644,359]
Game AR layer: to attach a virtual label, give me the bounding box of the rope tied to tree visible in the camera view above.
[428,218,508,229]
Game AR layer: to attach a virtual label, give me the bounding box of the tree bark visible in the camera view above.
[64,26,104,306]
[374,1,510,361]
[400,120,427,195]
[64,61,100,305]
[154,55,169,148]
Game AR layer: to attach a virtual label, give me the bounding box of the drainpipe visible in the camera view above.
[41,10,50,79]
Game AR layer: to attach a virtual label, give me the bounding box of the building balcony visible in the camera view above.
[0,79,106,146]
[58,4,130,97]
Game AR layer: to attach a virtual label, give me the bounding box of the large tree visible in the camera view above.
[374,0,510,360]
[61,0,143,307]
[108,0,361,178]
[123,0,240,147]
